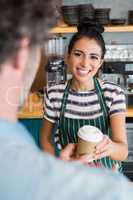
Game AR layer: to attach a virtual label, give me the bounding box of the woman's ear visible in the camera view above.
[64,53,69,65]
[64,53,71,73]
[99,59,104,69]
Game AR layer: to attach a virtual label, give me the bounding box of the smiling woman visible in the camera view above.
[40,19,128,172]
[67,37,103,91]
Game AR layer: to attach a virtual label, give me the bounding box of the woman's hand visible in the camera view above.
[59,143,94,164]
[94,135,114,160]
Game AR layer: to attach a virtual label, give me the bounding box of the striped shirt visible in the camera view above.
[44,80,126,123]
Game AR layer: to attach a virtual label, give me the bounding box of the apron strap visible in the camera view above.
[94,77,109,118]
[59,79,71,123]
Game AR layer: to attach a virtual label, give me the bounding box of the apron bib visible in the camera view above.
[53,77,122,171]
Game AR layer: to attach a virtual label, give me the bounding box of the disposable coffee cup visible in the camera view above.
[76,125,103,157]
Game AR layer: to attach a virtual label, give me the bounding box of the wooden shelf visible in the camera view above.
[104,25,133,32]
[51,25,133,34]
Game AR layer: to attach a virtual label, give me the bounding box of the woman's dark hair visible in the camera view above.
[68,18,106,59]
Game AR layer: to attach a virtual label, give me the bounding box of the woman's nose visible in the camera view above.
[81,56,91,68]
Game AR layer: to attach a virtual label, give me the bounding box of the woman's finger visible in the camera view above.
[76,154,94,164]
[95,140,114,159]
[94,150,109,159]
[96,135,110,152]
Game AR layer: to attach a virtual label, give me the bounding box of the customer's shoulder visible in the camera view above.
[0,119,35,145]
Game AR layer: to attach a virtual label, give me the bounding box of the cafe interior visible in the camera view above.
[18,0,133,180]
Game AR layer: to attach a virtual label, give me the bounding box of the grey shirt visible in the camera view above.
[0,119,132,200]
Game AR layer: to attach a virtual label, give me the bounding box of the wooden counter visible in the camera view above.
[127,106,133,118]
[18,92,44,119]
[18,93,133,119]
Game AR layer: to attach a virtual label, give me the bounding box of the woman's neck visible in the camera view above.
[71,78,95,92]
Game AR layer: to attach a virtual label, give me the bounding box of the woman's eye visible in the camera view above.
[74,52,81,56]
[90,55,99,60]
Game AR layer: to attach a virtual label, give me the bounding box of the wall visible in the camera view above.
[63,0,133,19]
[63,0,133,44]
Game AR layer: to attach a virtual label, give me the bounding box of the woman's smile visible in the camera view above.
[76,66,91,76]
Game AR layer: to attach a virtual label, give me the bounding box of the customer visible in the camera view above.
[0,1,132,199]
[40,19,128,172]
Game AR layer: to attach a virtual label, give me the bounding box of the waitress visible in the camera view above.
[40,19,128,171]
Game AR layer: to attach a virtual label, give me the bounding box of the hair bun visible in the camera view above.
[77,18,104,34]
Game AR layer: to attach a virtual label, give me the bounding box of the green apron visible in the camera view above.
[53,77,122,172]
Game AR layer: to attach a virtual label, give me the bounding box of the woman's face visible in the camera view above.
[67,37,103,83]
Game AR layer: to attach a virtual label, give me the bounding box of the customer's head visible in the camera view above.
[0,0,61,64]
[0,0,61,107]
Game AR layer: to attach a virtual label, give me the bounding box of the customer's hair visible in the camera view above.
[0,0,61,64]
[68,18,106,59]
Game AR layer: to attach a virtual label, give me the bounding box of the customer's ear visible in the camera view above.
[13,38,30,71]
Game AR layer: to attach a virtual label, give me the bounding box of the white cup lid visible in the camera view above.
[78,125,103,142]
